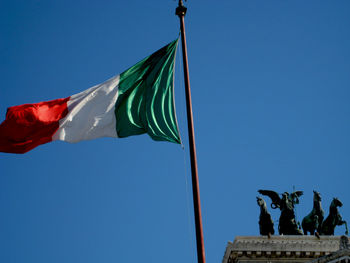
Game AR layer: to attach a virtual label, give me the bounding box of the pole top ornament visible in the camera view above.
[176,0,187,17]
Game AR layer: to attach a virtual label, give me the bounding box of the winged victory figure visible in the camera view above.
[258,189,304,235]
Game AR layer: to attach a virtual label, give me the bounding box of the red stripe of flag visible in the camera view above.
[0,97,69,154]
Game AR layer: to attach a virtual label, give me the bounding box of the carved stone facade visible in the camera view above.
[223,236,350,263]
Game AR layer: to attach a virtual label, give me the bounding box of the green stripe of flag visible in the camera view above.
[115,39,181,144]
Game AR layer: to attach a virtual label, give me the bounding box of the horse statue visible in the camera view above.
[257,196,274,237]
[302,190,324,235]
[320,197,348,235]
[258,189,303,235]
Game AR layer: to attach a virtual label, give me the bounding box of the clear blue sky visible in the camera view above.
[1,1,350,262]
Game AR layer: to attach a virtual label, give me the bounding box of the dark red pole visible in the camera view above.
[175,1,206,263]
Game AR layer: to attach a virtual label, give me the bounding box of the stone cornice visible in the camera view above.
[223,236,347,263]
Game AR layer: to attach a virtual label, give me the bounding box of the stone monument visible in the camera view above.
[222,235,350,263]
[223,190,349,263]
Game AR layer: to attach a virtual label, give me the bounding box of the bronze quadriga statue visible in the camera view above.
[257,190,348,237]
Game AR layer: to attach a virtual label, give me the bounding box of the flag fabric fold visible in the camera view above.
[0,39,181,154]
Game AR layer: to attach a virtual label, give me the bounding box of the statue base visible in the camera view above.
[223,235,350,263]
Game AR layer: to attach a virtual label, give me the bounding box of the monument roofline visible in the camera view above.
[223,235,348,263]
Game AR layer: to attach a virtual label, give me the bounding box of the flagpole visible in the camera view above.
[175,1,206,263]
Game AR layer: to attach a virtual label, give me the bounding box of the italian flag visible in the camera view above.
[0,39,181,154]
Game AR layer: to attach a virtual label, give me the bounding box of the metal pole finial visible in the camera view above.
[176,0,187,17]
